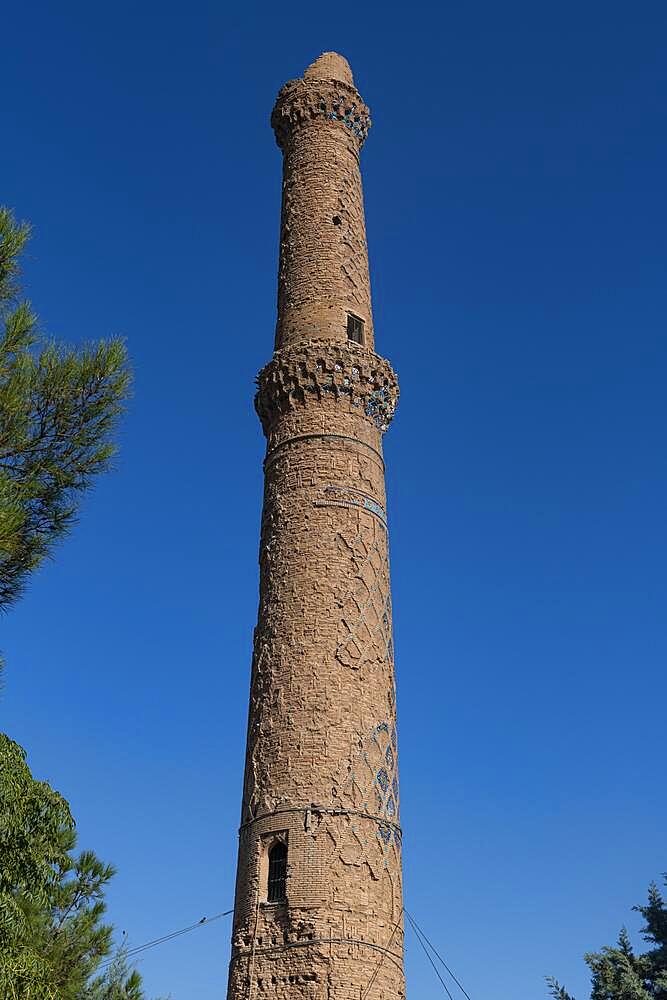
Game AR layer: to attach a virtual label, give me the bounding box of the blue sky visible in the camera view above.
[2,1,666,997]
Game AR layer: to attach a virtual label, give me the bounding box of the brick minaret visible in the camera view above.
[227,52,405,1000]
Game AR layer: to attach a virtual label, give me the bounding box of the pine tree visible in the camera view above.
[0,733,71,998]
[0,212,149,996]
[85,945,145,1000]
[547,877,667,1000]
[0,734,151,998]
[0,206,131,611]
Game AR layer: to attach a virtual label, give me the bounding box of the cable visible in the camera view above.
[94,899,473,1000]
[122,910,232,958]
[405,910,455,1000]
[405,908,473,1000]
[360,907,404,1000]
[245,892,261,1000]
[97,909,233,971]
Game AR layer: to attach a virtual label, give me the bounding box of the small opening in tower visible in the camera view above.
[267,841,287,902]
[347,314,364,345]
[332,215,342,226]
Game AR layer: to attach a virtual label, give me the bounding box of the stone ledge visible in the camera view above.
[272,78,371,149]
[255,339,399,436]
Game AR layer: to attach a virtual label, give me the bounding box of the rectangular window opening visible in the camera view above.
[267,842,287,903]
[347,314,364,345]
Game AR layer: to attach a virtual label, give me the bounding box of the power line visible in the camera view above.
[360,908,404,1000]
[94,898,474,1000]
[97,909,233,971]
[405,908,473,1000]
[406,910,455,1000]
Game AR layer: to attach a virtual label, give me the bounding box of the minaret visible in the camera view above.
[227,53,405,1000]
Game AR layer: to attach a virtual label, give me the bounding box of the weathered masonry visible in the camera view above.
[227,52,406,1000]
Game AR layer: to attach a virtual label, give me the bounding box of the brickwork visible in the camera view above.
[227,53,406,1000]
[272,53,374,351]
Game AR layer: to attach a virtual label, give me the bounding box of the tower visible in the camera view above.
[227,52,405,1000]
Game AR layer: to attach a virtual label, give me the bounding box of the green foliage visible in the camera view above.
[0,733,71,997]
[0,206,131,610]
[0,733,148,998]
[21,834,116,999]
[547,976,576,1000]
[0,209,148,996]
[548,878,667,1000]
[85,945,145,1000]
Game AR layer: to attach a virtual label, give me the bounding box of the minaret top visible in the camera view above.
[303,51,354,86]
[272,50,370,153]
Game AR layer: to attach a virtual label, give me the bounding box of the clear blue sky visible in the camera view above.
[2,1,666,997]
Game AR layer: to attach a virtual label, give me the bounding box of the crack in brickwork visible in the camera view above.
[227,52,406,1000]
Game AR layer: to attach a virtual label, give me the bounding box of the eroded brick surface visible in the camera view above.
[227,52,406,1000]
[272,56,374,351]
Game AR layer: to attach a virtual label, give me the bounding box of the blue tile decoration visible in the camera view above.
[364,387,392,430]
[333,716,402,868]
[314,485,388,527]
[370,721,400,829]
[320,96,370,141]
[378,824,392,846]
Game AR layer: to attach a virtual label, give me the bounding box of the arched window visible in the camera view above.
[267,841,287,902]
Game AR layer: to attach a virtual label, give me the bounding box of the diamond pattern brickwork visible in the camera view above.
[227,53,406,1000]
